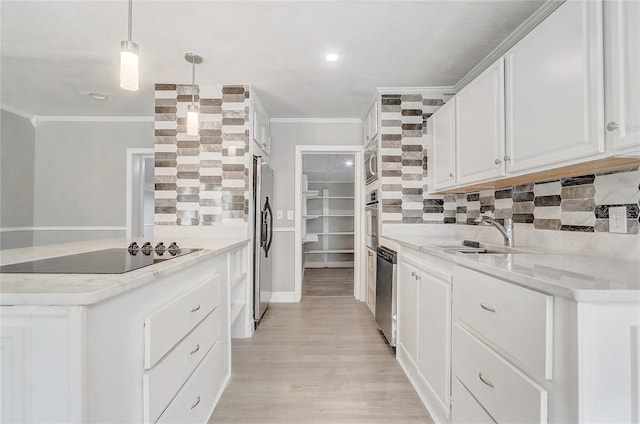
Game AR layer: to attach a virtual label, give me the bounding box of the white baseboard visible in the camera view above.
[270,292,297,303]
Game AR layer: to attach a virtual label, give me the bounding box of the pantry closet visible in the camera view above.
[301,154,355,296]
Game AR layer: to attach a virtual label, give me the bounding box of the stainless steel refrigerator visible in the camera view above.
[253,155,274,327]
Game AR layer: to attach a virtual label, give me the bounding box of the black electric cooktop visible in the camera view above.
[0,242,201,274]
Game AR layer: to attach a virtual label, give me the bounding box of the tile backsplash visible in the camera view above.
[379,92,451,224]
[442,166,640,235]
[154,84,250,227]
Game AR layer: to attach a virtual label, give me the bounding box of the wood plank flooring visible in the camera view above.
[210,296,432,424]
[302,268,355,297]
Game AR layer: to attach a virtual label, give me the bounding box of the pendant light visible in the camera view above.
[185,52,203,136]
[120,0,139,91]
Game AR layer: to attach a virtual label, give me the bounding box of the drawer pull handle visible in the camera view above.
[190,344,200,355]
[191,395,201,409]
[479,372,494,388]
[191,305,201,313]
[480,303,496,313]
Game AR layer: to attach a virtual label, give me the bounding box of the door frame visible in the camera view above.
[126,148,154,238]
[294,145,365,302]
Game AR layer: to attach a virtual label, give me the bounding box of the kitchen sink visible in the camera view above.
[431,240,531,255]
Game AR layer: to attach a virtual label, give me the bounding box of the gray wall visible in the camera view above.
[1,110,36,248]
[269,122,363,294]
[32,120,153,245]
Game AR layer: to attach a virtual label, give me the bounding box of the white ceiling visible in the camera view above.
[304,154,355,183]
[1,0,545,119]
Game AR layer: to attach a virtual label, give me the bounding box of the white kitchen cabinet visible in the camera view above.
[455,58,506,185]
[397,250,453,423]
[366,247,376,315]
[431,98,456,191]
[504,0,605,174]
[604,0,640,153]
[364,100,379,144]
[398,260,418,360]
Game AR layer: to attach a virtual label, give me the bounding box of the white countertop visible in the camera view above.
[381,235,640,303]
[0,238,249,306]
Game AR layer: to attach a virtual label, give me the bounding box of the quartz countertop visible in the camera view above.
[380,235,640,303]
[0,237,249,306]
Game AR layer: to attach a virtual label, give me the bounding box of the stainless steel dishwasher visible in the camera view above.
[375,246,397,348]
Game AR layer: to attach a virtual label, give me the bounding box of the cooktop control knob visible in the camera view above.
[168,241,180,255]
[154,242,166,255]
[141,242,153,255]
[127,242,139,255]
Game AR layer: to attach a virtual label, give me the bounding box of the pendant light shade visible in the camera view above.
[187,104,199,136]
[120,40,139,91]
[120,0,139,91]
[185,52,203,137]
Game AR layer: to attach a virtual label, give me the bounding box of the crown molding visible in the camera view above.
[454,0,565,92]
[376,86,456,95]
[270,118,362,124]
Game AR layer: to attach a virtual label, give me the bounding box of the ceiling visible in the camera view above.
[1,1,545,119]
[304,154,355,183]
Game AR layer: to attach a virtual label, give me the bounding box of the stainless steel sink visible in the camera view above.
[432,241,531,255]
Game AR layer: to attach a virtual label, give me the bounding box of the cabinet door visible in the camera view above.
[397,261,418,360]
[416,264,452,417]
[456,59,506,185]
[605,0,640,152]
[368,101,379,142]
[432,99,456,190]
[366,248,376,315]
[505,0,604,173]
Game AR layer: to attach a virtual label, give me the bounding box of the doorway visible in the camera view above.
[126,148,155,238]
[302,153,355,296]
[294,145,364,302]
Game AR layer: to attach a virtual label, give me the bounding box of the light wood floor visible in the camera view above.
[210,297,432,424]
[302,268,355,297]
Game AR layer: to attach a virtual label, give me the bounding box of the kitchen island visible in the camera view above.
[0,237,250,423]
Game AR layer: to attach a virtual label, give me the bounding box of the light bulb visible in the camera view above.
[187,104,199,136]
[120,41,139,91]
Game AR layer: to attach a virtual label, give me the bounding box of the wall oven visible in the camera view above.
[364,143,378,184]
[365,190,378,250]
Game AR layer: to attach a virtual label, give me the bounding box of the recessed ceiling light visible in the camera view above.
[88,93,109,100]
[325,53,339,62]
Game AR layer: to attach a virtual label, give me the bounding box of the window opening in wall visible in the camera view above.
[301,153,355,297]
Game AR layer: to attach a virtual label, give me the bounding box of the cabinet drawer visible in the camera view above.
[156,340,225,424]
[453,324,547,423]
[453,266,552,380]
[452,376,495,424]
[144,275,220,369]
[143,307,221,423]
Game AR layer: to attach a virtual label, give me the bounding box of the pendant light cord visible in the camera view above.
[192,62,196,106]
[128,0,133,42]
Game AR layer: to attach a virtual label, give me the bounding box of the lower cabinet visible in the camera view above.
[397,248,639,423]
[397,251,453,423]
[366,247,376,315]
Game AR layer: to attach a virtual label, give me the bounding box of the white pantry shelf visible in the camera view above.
[305,249,354,254]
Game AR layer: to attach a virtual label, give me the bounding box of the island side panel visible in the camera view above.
[0,305,86,423]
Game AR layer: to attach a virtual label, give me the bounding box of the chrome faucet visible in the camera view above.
[477,216,514,247]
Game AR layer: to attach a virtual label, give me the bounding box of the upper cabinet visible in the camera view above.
[455,59,506,185]
[504,0,604,174]
[428,0,640,194]
[604,0,640,153]
[363,100,379,144]
[432,98,456,191]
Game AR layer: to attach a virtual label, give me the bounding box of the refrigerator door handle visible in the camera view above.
[263,197,273,257]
